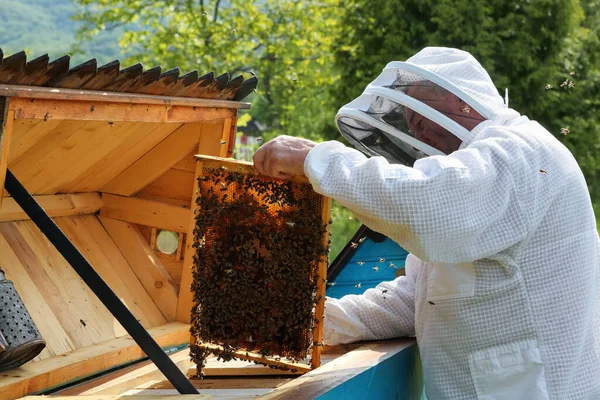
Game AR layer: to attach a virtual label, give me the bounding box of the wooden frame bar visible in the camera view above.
[0,84,250,109]
[0,193,103,222]
[99,194,191,233]
[8,97,236,123]
[0,96,14,209]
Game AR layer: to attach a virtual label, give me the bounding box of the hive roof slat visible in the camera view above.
[0,48,257,101]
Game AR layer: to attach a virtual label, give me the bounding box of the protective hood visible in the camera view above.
[335,47,520,165]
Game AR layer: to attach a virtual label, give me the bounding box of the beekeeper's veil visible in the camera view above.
[335,47,520,165]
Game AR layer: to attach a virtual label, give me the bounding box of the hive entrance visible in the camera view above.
[190,156,330,375]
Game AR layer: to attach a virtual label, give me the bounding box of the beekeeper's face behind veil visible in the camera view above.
[336,47,518,165]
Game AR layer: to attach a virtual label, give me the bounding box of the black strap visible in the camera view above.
[4,169,197,394]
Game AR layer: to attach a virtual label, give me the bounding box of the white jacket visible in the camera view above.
[305,116,600,399]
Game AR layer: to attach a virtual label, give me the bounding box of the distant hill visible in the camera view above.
[0,0,125,66]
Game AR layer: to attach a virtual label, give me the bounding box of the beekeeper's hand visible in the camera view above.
[252,135,317,179]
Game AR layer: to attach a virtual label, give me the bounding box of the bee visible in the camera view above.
[540,169,547,174]
[357,261,364,266]
[560,79,569,87]
[232,28,238,33]
[220,140,227,145]
[560,127,569,135]
[348,216,354,221]
[389,263,396,269]
[257,137,263,142]
[202,10,208,15]
[250,71,257,77]
[355,283,361,288]
[570,71,575,76]
[358,237,366,243]
[326,281,336,286]
[382,289,388,294]
[545,84,553,90]
[460,106,471,113]
[379,257,385,263]
[350,242,358,249]
[568,81,575,88]
[373,266,379,272]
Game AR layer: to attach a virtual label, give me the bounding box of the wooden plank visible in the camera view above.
[0,193,103,221]
[150,377,293,390]
[0,97,13,208]
[311,195,332,370]
[30,55,71,87]
[100,194,191,233]
[101,123,203,196]
[172,150,197,172]
[23,396,209,400]
[0,221,117,349]
[261,339,417,399]
[0,51,27,83]
[62,123,182,193]
[0,84,251,109]
[0,230,76,359]
[197,343,311,374]
[55,348,192,395]
[7,118,68,165]
[176,122,225,322]
[137,168,195,203]
[11,54,50,86]
[12,121,136,195]
[51,58,98,89]
[0,322,190,400]
[57,215,168,328]
[155,252,183,285]
[8,97,236,123]
[99,216,179,321]
[80,60,120,91]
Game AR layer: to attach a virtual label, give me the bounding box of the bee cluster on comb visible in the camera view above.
[189,157,330,377]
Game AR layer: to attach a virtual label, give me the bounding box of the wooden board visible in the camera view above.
[100,194,191,233]
[6,120,183,195]
[0,84,250,109]
[23,396,209,400]
[99,216,179,321]
[0,193,103,221]
[101,123,203,197]
[56,215,168,328]
[9,97,237,123]
[0,322,190,400]
[55,349,193,395]
[136,168,195,203]
[0,97,13,207]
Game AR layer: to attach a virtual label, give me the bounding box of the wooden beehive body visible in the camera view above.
[0,51,421,400]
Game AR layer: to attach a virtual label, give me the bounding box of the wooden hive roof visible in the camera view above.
[0,48,258,102]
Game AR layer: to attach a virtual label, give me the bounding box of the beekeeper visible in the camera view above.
[253,47,600,399]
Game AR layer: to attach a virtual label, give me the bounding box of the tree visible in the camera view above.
[332,0,600,217]
[74,0,342,141]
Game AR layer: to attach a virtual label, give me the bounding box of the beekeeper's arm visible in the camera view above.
[303,129,530,264]
[323,254,419,345]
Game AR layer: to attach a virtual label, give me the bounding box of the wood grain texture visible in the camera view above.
[8,97,236,123]
[0,322,190,400]
[0,85,250,109]
[100,194,191,233]
[0,193,103,221]
[101,123,203,197]
[0,98,13,207]
[99,216,179,321]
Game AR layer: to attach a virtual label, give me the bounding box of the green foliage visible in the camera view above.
[333,0,600,217]
[0,0,124,64]
[74,0,342,142]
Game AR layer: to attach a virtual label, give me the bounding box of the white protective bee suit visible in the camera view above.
[305,47,600,399]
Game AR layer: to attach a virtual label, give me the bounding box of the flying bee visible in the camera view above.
[379,257,385,263]
[545,84,553,90]
[460,106,471,113]
[355,283,361,288]
[357,261,364,266]
[560,79,569,87]
[568,81,575,88]
[257,137,263,142]
[382,289,388,294]
[350,242,358,249]
[348,216,354,221]
[373,266,379,272]
[358,237,366,243]
[389,263,396,268]
[540,169,547,174]
[220,140,227,145]
[561,127,569,135]
[570,71,575,76]
[326,281,336,287]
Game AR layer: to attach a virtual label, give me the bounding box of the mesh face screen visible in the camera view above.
[190,164,328,373]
